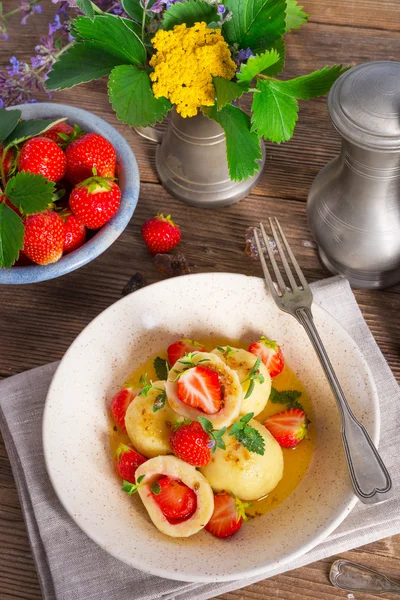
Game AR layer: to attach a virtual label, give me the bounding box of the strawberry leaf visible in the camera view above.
[261,39,285,76]
[270,387,304,410]
[2,118,66,150]
[285,0,308,32]
[154,357,170,380]
[122,0,143,22]
[0,202,24,269]
[0,108,21,144]
[162,0,218,30]
[6,172,55,215]
[75,0,95,19]
[237,49,280,84]
[213,77,248,110]
[251,79,299,143]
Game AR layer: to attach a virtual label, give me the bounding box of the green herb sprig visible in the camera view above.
[198,417,227,453]
[241,356,265,399]
[229,412,265,455]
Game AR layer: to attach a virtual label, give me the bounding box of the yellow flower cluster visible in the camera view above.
[150,22,236,118]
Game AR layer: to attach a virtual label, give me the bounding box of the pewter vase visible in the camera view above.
[135,110,265,208]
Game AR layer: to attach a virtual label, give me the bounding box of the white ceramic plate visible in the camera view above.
[43,273,379,583]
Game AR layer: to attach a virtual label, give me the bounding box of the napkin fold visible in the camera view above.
[1,275,399,600]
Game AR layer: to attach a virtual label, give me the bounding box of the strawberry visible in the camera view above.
[0,144,14,178]
[23,210,64,265]
[69,177,121,229]
[205,492,248,538]
[170,421,211,467]
[42,122,76,145]
[141,214,181,255]
[65,133,116,185]
[62,210,86,254]
[264,407,309,448]
[110,387,136,432]
[18,137,67,183]
[167,339,205,366]
[177,365,222,414]
[115,443,147,483]
[150,476,197,523]
[248,337,284,378]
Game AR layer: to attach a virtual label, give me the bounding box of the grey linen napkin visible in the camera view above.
[1,275,399,600]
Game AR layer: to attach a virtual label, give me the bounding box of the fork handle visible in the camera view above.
[296,307,392,505]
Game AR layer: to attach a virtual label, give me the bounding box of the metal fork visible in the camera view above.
[254,217,392,505]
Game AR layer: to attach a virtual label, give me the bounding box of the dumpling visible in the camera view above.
[212,347,271,416]
[200,419,283,501]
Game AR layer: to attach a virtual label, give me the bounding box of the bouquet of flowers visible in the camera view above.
[46,0,347,181]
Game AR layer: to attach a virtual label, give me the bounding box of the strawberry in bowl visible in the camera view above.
[0,103,139,284]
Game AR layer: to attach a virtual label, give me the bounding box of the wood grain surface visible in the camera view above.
[1,1,400,599]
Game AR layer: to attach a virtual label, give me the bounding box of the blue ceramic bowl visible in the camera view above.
[0,103,140,284]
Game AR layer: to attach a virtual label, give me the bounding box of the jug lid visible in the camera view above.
[328,61,400,152]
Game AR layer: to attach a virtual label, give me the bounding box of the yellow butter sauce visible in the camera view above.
[110,338,316,516]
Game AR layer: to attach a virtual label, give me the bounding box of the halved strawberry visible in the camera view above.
[248,337,284,378]
[115,443,147,483]
[150,476,197,523]
[264,407,309,448]
[205,491,248,538]
[177,366,222,414]
[167,339,205,366]
[110,388,137,432]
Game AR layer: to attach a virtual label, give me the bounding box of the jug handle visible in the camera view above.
[134,126,163,144]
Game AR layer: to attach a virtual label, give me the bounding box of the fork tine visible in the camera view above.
[274,217,309,289]
[254,228,280,301]
[260,222,287,295]
[269,217,298,292]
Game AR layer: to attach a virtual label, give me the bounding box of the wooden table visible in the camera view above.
[1,1,400,598]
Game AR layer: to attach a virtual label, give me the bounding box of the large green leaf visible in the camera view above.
[0,109,21,144]
[75,0,95,19]
[261,38,285,75]
[121,0,143,23]
[251,78,299,142]
[46,42,131,91]
[3,118,66,149]
[162,0,218,30]
[108,65,171,127]
[122,17,142,39]
[0,202,24,269]
[285,0,308,32]
[72,16,146,65]
[237,49,280,83]
[269,65,349,100]
[213,77,248,110]
[203,104,262,181]
[223,0,286,52]
[6,172,55,215]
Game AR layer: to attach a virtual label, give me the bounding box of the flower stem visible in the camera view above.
[34,40,75,77]
[2,0,42,19]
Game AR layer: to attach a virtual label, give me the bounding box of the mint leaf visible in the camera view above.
[240,412,254,425]
[270,387,303,410]
[198,417,227,453]
[228,414,265,455]
[241,357,264,399]
[151,481,161,495]
[203,104,262,181]
[223,0,286,52]
[269,65,349,100]
[75,0,95,19]
[251,79,298,142]
[0,108,21,144]
[3,118,66,149]
[72,16,146,66]
[261,39,285,76]
[162,0,218,30]
[0,202,24,268]
[121,474,145,495]
[108,65,171,127]
[6,172,55,215]
[216,346,237,358]
[122,0,143,22]
[154,357,170,380]
[285,0,308,32]
[137,374,153,397]
[198,416,213,434]
[237,49,280,84]
[213,77,247,110]
[152,391,167,412]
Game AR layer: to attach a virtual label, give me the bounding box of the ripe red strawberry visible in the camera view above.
[18,137,67,183]
[69,178,121,229]
[141,214,181,255]
[23,210,64,265]
[115,443,147,483]
[0,144,14,178]
[62,211,86,254]
[65,133,116,185]
[170,421,211,467]
[110,387,136,432]
[177,365,222,414]
[264,407,309,448]
[42,122,75,145]
[150,476,197,523]
[205,492,248,538]
[167,339,206,366]
[248,337,284,378]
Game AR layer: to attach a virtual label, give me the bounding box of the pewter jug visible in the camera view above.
[307,61,400,289]
[135,109,265,208]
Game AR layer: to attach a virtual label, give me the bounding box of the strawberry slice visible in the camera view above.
[115,443,147,483]
[205,492,248,538]
[110,388,137,432]
[264,407,309,448]
[150,476,197,523]
[167,339,205,366]
[177,366,222,414]
[248,337,284,378]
